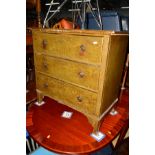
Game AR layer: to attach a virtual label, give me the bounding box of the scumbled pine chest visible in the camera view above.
[32,29,128,132]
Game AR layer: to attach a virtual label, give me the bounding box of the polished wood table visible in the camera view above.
[26,90,129,155]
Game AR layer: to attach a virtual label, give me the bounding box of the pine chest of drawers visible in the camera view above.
[32,29,128,132]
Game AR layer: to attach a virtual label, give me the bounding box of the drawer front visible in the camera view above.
[36,73,97,114]
[35,54,100,91]
[33,32,103,64]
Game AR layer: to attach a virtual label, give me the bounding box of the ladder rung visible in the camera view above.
[49,10,60,12]
[72,0,90,3]
[68,9,80,11]
[92,8,97,10]
[45,3,60,6]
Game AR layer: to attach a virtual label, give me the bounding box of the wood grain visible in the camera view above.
[36,73,98,115]
[32,29,128,132]
[34,53,100,91]
[26,89,129,155]
[33,32,103,64]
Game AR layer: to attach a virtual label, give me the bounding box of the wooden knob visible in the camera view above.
[78,71,85,78]
[42,39,47,49]
[43,83,48,88]
[79,44,86,55]
[80,44,86,52]
[43,62,48,69]
[77,96,83,102]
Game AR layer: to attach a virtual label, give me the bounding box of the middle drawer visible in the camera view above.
[35,53,100,91]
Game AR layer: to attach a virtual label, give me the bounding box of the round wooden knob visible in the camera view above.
[78,71,85,78]
[42,39,47,49]
[43,83,48,88]
[43,62,48,69]
[77,96,83,102]
[80,44,86,52]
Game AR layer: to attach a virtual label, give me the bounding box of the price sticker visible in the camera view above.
[90,131,106,142]
[61,111,73,119]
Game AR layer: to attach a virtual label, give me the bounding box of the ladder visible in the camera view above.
[43,0,102,29]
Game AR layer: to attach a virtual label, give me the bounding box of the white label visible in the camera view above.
[34,101,45,106]
[90,131,106,142]
[110,109,118,116]
[61,111,73,119]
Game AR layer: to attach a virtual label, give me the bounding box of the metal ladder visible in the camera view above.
[43,0,102,29]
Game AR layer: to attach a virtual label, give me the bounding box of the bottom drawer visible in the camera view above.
[36,73,97,115]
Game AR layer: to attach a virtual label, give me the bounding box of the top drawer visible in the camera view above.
[33,32,103,64]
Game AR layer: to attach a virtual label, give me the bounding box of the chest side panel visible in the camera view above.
[100,35,129,115]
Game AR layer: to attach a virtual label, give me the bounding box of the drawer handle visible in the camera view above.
[42,39,47,49]
[78,71,85,78]
[77,96,83,102]
[43,83,48,88]
[80,44,86,54]
[43,62,48,68]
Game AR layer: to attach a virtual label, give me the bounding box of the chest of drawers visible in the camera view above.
[32,29,128,132]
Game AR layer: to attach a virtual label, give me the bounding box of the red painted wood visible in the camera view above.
[26,89,129,154]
